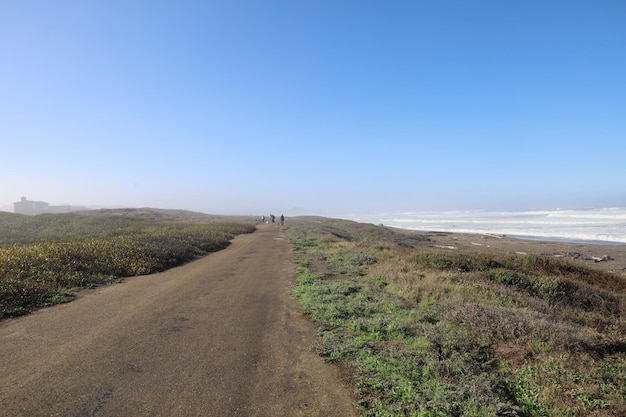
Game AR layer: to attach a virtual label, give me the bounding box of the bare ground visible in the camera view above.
[390,226,626,275]
[0,225,358,417]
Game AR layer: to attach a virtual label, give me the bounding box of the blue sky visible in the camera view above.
[1,0,625,215]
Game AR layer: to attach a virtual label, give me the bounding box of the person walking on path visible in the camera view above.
[280,214,284,226]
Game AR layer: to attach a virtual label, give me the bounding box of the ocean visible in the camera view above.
[346,208,626,245]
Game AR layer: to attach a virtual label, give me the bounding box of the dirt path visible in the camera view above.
[0,225,357,417]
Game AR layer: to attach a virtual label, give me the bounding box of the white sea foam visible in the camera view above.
[345,208,626,244]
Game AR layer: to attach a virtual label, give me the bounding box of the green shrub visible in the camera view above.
[410,253,500,272]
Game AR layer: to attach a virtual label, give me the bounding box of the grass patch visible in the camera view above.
[286,217,626,416]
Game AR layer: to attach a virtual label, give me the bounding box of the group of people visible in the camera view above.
[261,214,284,226]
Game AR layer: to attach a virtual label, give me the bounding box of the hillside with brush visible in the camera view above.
[0,209,256,318]
[286,217,626,416]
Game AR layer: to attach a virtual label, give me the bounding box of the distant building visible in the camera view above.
[13,197,49,215]
[12,197,88,215]
[48,205,88,214]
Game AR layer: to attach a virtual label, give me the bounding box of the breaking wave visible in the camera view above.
[347,208,626,244]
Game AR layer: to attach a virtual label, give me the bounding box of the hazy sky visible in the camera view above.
[2,1,625,215]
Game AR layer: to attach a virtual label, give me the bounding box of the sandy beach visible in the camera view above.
[393,227,626,276]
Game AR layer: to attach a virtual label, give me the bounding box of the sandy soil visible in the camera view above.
[0,225,358,417]
[397,227,626,276]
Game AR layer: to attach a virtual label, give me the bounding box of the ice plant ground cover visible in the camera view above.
[286,217,626,417]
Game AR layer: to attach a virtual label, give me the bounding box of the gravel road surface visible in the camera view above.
[0,225,357,417]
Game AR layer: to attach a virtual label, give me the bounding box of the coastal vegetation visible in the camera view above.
[0,210,255,318]
[286,217,626,417]
[2,210,625,415]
